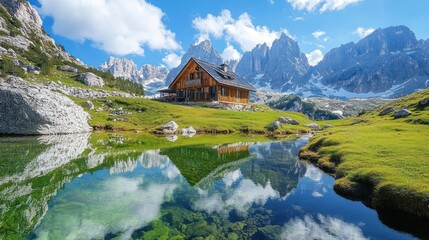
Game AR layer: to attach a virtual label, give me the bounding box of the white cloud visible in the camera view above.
[37,0,181,56]
[221,43,242,61]
[193,10,287,51]
[287,0,361,13]
[293,16,305,21]
[305,49,324,66]
[312,30,326,39]
[354,27,375,38]
[282,214,368,240]
[162,53,182,69]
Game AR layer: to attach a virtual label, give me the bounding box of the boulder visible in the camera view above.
[379,107,395,116]
[0,76,92,135]
[420,98,429,106]
[160,121,178,134]
[265,121,281,131]
[305,123,321,130]
[166,135,178,142]
[78,72,104,87]
[84,100,94,110]
[278,116,300,125]
[394,109,412,118]
[181,126,196,137]
[59,65,79,73]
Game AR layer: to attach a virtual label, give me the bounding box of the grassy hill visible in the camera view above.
[300,88,429,219]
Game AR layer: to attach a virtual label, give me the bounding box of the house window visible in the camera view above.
[221,87,229,96]
[190,73,194,80]
[197,72,203,79]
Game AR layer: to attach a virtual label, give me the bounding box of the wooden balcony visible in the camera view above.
[184,78,202,87]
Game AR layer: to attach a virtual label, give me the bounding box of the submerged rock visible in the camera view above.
[394,109,412,118]
[181,126,196,137]
[379,107,395,116]
[78,72,104,87]
[265,121,281,131]
[160,121,178,134]
[0,77,92,135]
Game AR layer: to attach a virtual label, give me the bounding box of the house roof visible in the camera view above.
[169,58,256,92]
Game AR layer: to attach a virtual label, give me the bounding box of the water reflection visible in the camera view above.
[0,135,423,239]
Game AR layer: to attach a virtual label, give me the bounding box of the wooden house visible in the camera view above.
[160,58,256,104]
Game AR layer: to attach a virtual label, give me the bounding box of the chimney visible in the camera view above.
[220,63,228,72]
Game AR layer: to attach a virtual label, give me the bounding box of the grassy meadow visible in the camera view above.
[300,88,429,218]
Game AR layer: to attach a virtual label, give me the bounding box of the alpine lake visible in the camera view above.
[0,133,427,240]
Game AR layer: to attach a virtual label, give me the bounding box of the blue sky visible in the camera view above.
[28,0,429,68]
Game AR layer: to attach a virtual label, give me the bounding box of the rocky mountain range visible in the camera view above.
[288,25,429,98]
[99,57,168,95]
[235,33,310,91]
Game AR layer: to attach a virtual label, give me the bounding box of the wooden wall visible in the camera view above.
[171,59,250,104]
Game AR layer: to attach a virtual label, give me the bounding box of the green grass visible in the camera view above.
[300,88,429,219]
[72,97,313,134]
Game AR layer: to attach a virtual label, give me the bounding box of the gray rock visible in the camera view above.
[84,100,94,110]
[0,77,92,135]
[278,116,300,125]
[420,98,429,106]
[78,72,104,87]
[394,109,412,118]
[160,121,178,134]
[181,126,196,137]
[166,135,178,142]
[379,107,395,116]
[305,123,321,130]
[59,65,79,73]
[265,121,281,131]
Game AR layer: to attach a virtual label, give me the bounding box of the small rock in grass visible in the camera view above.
[305,123,321,130]
[379,107,395,116]
[160,121,178,133]
[84,100,94,110]
[181,126,196,137]
[265,121,281,131]
[278,117,300,125]
[394,109,412,118]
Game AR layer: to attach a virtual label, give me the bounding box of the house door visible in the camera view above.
[210,86,217,101]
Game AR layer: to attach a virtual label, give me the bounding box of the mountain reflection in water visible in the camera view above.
[0,135,422,240]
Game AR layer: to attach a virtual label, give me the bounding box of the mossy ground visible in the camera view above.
[300,88,429,218]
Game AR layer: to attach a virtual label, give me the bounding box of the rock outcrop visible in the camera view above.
[0,77,92,135]
[78,72,104,87]
[0,0,82,65]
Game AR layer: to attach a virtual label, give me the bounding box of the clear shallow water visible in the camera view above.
[0,134,423,239]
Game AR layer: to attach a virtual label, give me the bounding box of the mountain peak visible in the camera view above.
[356,25,418,55]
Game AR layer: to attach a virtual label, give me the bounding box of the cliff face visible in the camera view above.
[0,0,81,64]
